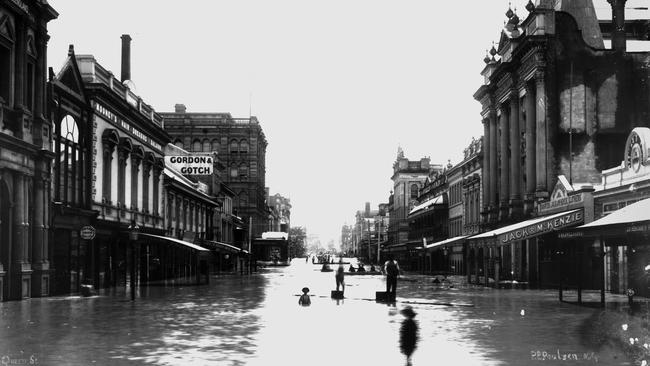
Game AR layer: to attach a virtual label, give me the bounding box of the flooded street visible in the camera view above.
[0,258,627,365]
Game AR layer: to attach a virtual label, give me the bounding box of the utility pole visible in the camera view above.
[377,219,381,264]
[367,219,371,263]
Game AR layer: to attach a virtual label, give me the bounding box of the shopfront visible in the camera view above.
[469,204,587,288]
[559,128,650,301]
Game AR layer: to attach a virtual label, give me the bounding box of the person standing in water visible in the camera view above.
[383,255,400,299]
[335,264,345,294]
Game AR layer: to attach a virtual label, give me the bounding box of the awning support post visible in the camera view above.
[600,235,606,307]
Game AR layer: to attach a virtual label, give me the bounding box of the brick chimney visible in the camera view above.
[365,202,370,217]
[608,0,627,52]
[175,104,187,113]
[120,34,132,82]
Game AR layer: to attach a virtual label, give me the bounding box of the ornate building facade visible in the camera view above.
[0,0,57,301]
[471,0,650,287]
[160,105,269,239]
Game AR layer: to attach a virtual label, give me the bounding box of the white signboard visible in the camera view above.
[165,155,213,175]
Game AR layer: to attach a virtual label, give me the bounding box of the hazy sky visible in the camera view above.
[47,0,562,246]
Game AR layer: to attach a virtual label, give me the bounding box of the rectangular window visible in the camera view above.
[153,174,159,215]
[0,44,10,103]
[142,170,150,213]
[103,150,112,203]
[25,61,34,111]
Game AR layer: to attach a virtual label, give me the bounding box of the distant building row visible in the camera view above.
[343,0,650,299]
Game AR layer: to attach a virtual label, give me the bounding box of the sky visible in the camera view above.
[46,0,560,247]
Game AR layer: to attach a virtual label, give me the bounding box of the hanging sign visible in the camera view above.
[80,226,96,240]
[165,155,213,175]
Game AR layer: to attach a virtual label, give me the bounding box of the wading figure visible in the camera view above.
[298,287,311,306]
[399,306,419,365]
[384,256,400,299]
[335,264,345,293]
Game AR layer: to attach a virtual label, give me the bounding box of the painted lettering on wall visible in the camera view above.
[94,102,163,151]
[537,194,583,214]
[500,210,584,244]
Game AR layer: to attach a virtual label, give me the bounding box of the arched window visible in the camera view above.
[202,139,210,152]
[410,184,418,199]
[240,139,249,153]
[174,139,183,149]
[192,139,201,152]
[211,139,219,152]
[57,115,82,205]
[230,139,239,153]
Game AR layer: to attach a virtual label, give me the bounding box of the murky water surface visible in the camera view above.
[0,259,631,365]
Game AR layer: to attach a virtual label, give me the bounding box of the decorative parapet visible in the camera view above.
[75,55,164,127]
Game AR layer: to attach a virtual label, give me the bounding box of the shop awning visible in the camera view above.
[560,198,650,238]
[409,195,445,215]
[138,233,210,252]
[424,235,468,250]
[202,240,242,253]
[470,209,584,246]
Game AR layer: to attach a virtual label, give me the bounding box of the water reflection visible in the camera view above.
[0,258,634,365]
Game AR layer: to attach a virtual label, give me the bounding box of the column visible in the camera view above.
[524,82,537,215]
[12,173,30,299]
[535,71,549,197]
[498,104,510,221]
[488,109,498,223]
[481,117,489,225]
[509,91,522,219]
[31,171,49,297]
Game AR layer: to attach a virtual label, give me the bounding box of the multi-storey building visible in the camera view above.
[160,105,269,239]
[386,147,440,247]
[48,36,214,296]
[461,137,483,237]
[352,202,386,264]
[340,224,353,256]
[267,192,291,233]
[0,0,57,301]
[470,0,650,288]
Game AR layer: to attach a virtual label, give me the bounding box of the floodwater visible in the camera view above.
[0,258,633,365]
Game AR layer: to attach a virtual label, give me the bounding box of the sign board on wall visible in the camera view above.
[165,156,213,175]
[499,209,584,245]
[80,226,96,240]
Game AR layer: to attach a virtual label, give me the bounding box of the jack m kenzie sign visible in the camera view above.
[499,209,584,245]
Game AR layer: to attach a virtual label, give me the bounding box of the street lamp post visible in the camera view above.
[128,221,140,301]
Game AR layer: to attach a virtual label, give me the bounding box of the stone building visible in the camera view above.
[0,0,57,301]
[470,0,650,287]
[267,192,291,233]
[48,36,215,295]
[160,105,269,239]
[461,137,483,237]
[386,147,440,247]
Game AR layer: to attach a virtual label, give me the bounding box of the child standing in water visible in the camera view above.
[298,287,311,306]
